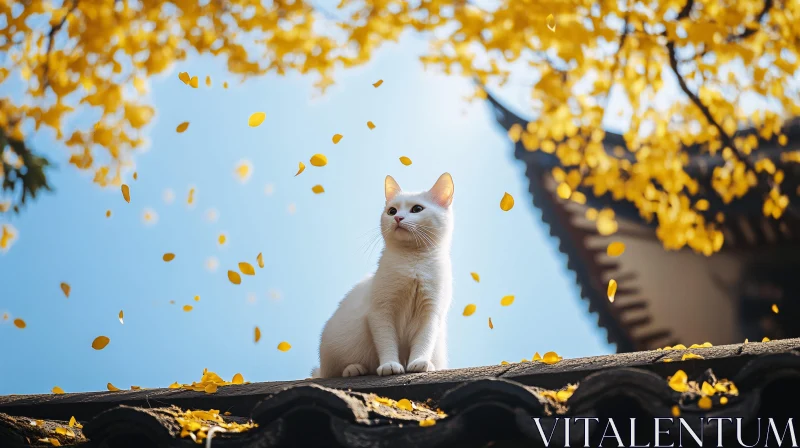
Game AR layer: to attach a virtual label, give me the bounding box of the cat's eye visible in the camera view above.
[387,207,397,216]
[410,205,424,213]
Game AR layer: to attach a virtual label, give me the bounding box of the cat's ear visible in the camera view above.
[385,175,402,202]
[428,173,454,207]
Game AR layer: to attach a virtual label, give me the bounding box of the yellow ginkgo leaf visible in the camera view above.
[532,352,542,361]
[182,305,193,312]
[607,279,617,303]
[295,162,306,176]
[205,76,211,87]
[542,351,562,364]
[772,304,779,314]
[399,156,412,166]
[546,14,556,32]
[187,188,195,206]
[698,396,712,410]
[668,370,688,392]
[107,383,120,392]
[13,318,25,329]
[277,341,292,352]
[92,336,110,350]
[68,416,77,427]
[194,295,200,302]
[312,185,325,194]
[234,160,253,183]
[367,121,376,129]
[396,398,413,411]
[470,272,480,282]
[223,81,228,89]
[118,310,124,324]
[488,317,494,329]
[176,122,190,133]
[178,72,190,84]
[121,184,131,203]
[606,242,626,257]
[190,76,199,88]
[133,172,138,181]
[310,154,328,167]
[52,386,65,394]
[332,134,343,144]
[205,383,218,394]
[500,295,515,306]
[254,326,261,343]
[232,373,244,384]
[373,79,383,88]
[163,253,175,262]
[763,337,770,342]
[257,253,264,268]
[720,396,729,405]
[169,382,180,389]
[239,262,255,275]
[218,233,227,245]
[106,210,111,218]
[248,112,266,127]
[228,270,241,285]
[672,405,681,417]
[463,304,477,316]
[60,282,71,298]
[500,192,514,211]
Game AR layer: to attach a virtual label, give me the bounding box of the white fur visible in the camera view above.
[315,173,455,378]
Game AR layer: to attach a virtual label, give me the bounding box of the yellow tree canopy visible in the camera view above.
[1,0,799,256]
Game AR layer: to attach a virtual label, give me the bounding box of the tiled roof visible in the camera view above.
[2,338,800,447]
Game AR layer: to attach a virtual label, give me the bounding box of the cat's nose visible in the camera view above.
[394,216,404,223]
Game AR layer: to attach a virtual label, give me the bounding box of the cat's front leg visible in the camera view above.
[407,303,441,373]
[367,310,405,376]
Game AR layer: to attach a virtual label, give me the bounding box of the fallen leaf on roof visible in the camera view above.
[310,154,328,167]
[176,408,257,442]
[107,383,121,392]
[500,192,514,211]
[763,337,771,342]
[542,351,562,364]
[121,184,130,203]
[205,384,218,394]
[52,386,65,394]
[532,352,542,361]
[419,419,436,427]
[232,373,244,385]
[92,336,110,350]
[682,353,704,360]
[462,304,476,316]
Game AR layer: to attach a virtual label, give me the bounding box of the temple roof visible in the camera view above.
[1,339,799,447]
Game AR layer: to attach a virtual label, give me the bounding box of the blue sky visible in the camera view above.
[0,35,613,395]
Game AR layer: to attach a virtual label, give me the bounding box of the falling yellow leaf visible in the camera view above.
[671,405,680,417]
[142,208,159,226]
[542,352,562,364]
[178,72,190,84]
[133,171,138,181]
[182,305,193,312]
[396,398,413,411]
[463,304,476,316]
[668,370,688,392]
[332,134,343,144]
[239,262,255,275]
[500,192,514,211]
[607,279,617,303]
[218,233,227,245]
[277,341,292,352]
[194,295,200,302]
[367,121,376,129]
[176,122,190,133]
[223,81,229,89]
[13,318,26,329]
[772,304,779,314]
[228,270,242,285]
[92,336,110,350]
[190,76,199,88]
[118,310,124,324]
[60,282,71,298]
[205,76,211,87]
[556,183,572,199]
[121,184,130,203]
[546,14,556,32]
[248,112,266,127]
[105,210,111,218]
[257,253,264,268]
[597,209,618,235]
[295,162,306,176]
[720,396,729,405]
[312,185,325,194]
[373,79,384,88]
[500,295,515,306]
[254,326,261,343]
[488,317,493,329]
[205,383,218,394]
[399,156,412,166]
[470,272,480,282]
[698,396,712,410]
[419,419,436,427]
[107,383,120,392]
[163,253,175,262]
[187,187,195,206]
[606,242,625,257]
[310,154,328,167]
[232,373,244,385]
[52,386,64,394]
[234,160,253,183]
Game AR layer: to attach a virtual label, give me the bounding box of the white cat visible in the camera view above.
[314,173,454,378]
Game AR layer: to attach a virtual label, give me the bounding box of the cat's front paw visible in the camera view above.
[406,358,435,373]
[377,361,405,376]
[342,364,368,377]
